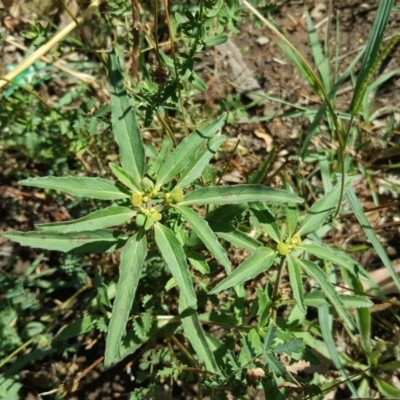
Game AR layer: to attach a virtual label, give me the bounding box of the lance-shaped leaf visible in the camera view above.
[108,51,145,182]
[345,186,400,294]
[105,232,147,367]
[179,297,220,374]
[36,206,135,233]
[297,259,356,331]
[179,185,303,206]
[175,205,231,274]
[209,247,275,294]
[3,230,126,253]
[299,243,370,281]
[154,223,197,309]
[109,163,141,192]
[176,135,226,189]
[19,176,129,200]
[287,255,305,313]
[207,219,262,252]
[250,203,281,243]
[297,182,343,236]
[304,292,373,308]
[156,113,227,187]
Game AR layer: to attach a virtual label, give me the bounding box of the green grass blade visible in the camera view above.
[180,185,303,206]
[306,12,331,91]
[105,232,147,367]
[108,51,145,182]
[209,247,275,294]
[154,223,197,309]
[175,205,231,274]
[340,268,371,352]
[349,0,395,114]
[318,306,359,397]
[3,230,126,253]
[35,206,135,233]
[19,176,129,200]
[176,135,226,189]
[287,255,305,313]
[298,259,356,331]
[179,297,220,374]
[156,113,227,187]
[345,186,400,293]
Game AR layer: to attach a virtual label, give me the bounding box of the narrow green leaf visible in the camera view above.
[36,206,135,233]
[306,12,331,91]
[287,255,305,313]
[286,203,298,239]
[341,268,371,352]
[105,232,147,368]
[176,135,226,189]
[297,183,342,236]
[345,186,400,293]
[175,205,231,274]
[318,306,358,397]
[207,219,262,252]
[304,292,373,308]
[108,51,145,182]
[203,34,228,46]
[156,113,227,187]
[3,230,126,253]
[179,297,220,374]
[209,247,275,294]
[349,0,395,114]
[188,252,210,274]
[373,373,400,398]
[298,259,356,331]
[180,185,303,206]
[154,224,197,309]
[109,162,141,192]
[19,176,129,200]
[299,243,370,281]
[250,203,281,243]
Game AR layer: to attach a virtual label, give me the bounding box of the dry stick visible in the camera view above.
[5,37,97,86]
[131,0,140,80]
[0,0,104,90]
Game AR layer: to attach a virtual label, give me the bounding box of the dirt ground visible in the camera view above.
[1,0,400,399]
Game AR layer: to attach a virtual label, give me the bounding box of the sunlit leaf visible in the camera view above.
[19,176,129,200]
[154,223,197,309]
[105,232,147,367]
[209,247,275,294]
[2,230,126,253]
[156,113,227,187]
[108,51,145,182]
[36,206,135,233]
[180,185,303,206]
[175,205,231,274]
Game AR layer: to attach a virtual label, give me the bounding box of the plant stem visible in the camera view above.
[270,257,286,322]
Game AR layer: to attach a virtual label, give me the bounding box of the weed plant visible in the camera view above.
[1,1,400,399]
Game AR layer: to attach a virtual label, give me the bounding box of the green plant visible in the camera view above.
[3,47,393,398]
[3,1,400,398]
